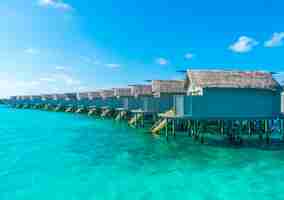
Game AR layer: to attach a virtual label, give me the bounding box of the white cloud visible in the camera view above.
[39,77,57,82]
[15,81,41,88]
[55,66,67,70]
[155,57,168,65]
[229,36,258,53]
[273,71,284,85]
[25,48,39,55]
[0,79,41,98]
[264,32,284,48]
[53,73,81,86]
[185,53,195,60]
[105,63,121,68]
[38,0,72,11]
[39,72,80,86]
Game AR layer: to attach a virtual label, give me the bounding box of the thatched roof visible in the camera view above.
[30,95,41,100]
[129,84,152,97]
[41,94,54,100]
[114,88,132,97]
[88,91,101,99]
[186,70,281,93]
[152,80,186,96]
[100,90,115,99]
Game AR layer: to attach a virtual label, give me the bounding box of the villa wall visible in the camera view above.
[183,88,281,119]
[101,97,122,109]
[121,97,142,110]
[140,95,173,113]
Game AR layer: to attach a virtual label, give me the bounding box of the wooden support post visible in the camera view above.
[280,119,284,140]
[187,120,191,136]
[265,120,269,144]
[134,113,137,127]
[172,119,176,137]
[248,120,252,136]
[141,113,144,128]
[196,120,199,140]
[221,120,224,135]
[165,118,168,141]
[238,120,243,145]
[200,121,204,144]
[193,120,196,139]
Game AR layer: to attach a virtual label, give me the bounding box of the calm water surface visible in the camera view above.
[1,105,284,200]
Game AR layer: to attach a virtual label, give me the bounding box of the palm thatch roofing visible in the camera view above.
[88,91,101,99]
[114,88,132,97]
[100,90,115,99]
[129,84,152,97]
[152,80,186,96]
[30,95,42,100]
[41,94,54,100]
[186,70,281,93]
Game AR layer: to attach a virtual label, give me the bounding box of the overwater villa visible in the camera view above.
[87,91,102,116]
[127,84,153,126]
[30,95,42,109]
[52,93,68,112]
[64,93,77,112]
[129,80,186,128]
[41,94,55,110]
[113,87,149,121]
[8,96,17,107]
[99,89,122,117]
[7,69,284,146]
[17,95,32,109]
[75,92,90,113]
[157,70,284,143]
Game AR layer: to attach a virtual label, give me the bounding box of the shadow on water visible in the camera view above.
[66,118,284,176]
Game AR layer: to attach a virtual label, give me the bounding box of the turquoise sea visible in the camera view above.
[1,105,284,200]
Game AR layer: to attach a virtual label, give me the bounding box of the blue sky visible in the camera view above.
[0,0,284,97]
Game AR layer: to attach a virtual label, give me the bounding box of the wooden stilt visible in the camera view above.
[172,119,176,137]
[195,120,199,140]
[221,120,224,135]
[193,120,196,139]
[134,113,137,127]
[187,120,191,136]
[280,119,284,140]
[200,121,204,144]
[248,120,252,136]
[165,118,168,141]
[265,120,270,144]
[141,113,144,128]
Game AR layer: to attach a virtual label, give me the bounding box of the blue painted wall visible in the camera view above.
[183,88,281,119]
[121,97,143,110]
[101,97,122,109]
[139,95,174,113]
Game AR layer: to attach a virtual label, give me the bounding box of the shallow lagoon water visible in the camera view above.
[1,105,284,200]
